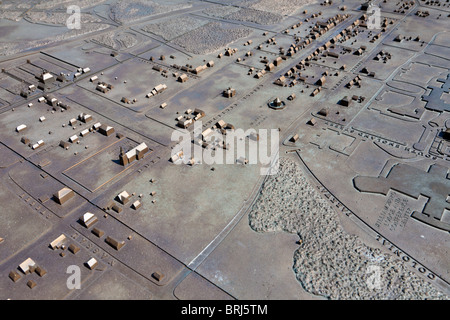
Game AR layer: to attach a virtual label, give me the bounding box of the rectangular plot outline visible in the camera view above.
[62,137,152,192]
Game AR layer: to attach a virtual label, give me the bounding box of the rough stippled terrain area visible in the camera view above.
[249,158,448,300]
[171,22,253,55]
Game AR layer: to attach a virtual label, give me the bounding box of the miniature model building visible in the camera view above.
[98,124,115,136]
[119,143,149,166]
[80,212,98,228]
[268,97,286,110]
[223,87,236,98]
[0,0,449,303]
[53,187,74,205]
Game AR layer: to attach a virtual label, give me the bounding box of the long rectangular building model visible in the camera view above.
[119,142,149,166]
